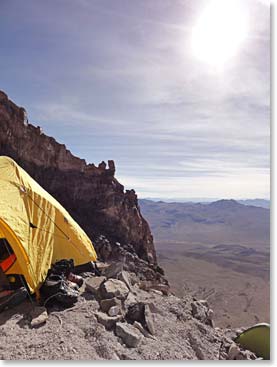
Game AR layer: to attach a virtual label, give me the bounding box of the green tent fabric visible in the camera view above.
[235,323,270,360]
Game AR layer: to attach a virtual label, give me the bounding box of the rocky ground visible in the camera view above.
[0,263,259,360]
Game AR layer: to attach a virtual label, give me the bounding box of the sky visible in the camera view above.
[0,0,270,199]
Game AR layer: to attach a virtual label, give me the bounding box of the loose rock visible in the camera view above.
[236,350,257,360]
[115,322,143,348]
[133,321,156,340]
[95,261,110,273]
[103,262,123,279]
[207,309,214,320]
[228,343,241,360]
[95,312,122,330]
[30,307,48,328]
[125,303,145,324]
[85,276,106,295]
[150,289,163,296]
[198,300,209,308]
[118,270,132,290]
[144,304,155,335]
[139,281,169,295]
[206,308,214,327]
[108,306,121,317]
[125,292,137,308]
[100,297,121,313]
[100,279,129,300]
[191,301,208,323]
[151,284,169,295]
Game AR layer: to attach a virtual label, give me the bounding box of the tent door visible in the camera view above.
[0,238,16,273]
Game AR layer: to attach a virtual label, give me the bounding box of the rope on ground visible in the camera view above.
[43,292,64,307]
[51,313,63,328]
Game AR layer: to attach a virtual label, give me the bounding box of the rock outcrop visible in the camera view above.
[0,90,159,273]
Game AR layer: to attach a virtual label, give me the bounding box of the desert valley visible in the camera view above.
[139,199,270,328]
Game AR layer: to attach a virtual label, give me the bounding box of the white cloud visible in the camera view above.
[119,168,270,199]
[2,0,269,199]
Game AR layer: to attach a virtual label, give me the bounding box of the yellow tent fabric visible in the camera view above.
[235,323,270,360]
[0,156,97,294]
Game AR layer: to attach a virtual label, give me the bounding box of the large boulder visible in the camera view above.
[100,279,129,300]
[124,292,137,308]
[125,303,145,324]
[115,322,143,348]
[228,343,241,360]
[133,321,156,340]
[191,300,215,327]
[100,297,122,313]
[191,301,208,322]
[85,276,106,295]
[102,262,123,279]
[139,281,169,295]
[95,312,122,330]
[118,271,132,290]
[144,304,155,335]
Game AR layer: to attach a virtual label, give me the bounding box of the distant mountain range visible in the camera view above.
[237,199,270,209]
[142,198,270,209]
[139,198,270,249]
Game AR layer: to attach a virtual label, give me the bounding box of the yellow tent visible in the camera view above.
[0,156,97,295]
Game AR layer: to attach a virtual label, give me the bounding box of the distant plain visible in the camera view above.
[140,199,270,328]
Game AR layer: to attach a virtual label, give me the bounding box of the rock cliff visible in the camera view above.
[0,90,161,280]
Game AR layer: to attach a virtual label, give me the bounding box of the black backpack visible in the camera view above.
[40,274,79,306]
[51,259,74,277]
[40,259,78,307]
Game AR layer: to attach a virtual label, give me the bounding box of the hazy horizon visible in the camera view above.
[140,197,270,202]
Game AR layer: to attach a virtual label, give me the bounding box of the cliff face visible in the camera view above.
[0,90,157,268]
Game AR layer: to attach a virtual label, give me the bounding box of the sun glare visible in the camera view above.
[191,0,249,68]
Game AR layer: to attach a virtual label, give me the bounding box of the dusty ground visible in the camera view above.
[158,251,270,328]
[0,284,239,360]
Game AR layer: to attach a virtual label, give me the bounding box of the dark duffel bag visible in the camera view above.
[0,287,28,313]
[73,261,98,275]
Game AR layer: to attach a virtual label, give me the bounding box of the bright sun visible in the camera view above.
[191,0,249,68]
